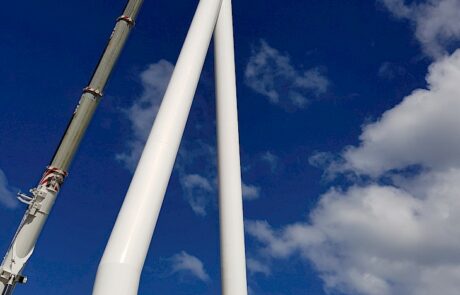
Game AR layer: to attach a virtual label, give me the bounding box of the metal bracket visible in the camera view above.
[0,269,27,295]
[16,193,33,205]
[116,15,135,27]
[83,87,103,98]
[15,276,27,284]
[28,200,42,216]
[0,270,26,286]
[0,269,12,283]
[38,166,68,193]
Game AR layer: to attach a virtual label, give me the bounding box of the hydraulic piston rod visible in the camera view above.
[0,0,143,294]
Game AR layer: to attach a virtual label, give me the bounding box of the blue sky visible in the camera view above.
[2,0,460,294]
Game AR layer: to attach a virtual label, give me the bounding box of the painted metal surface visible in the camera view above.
[92,0,223,294]
[0,1,143,294]
[215,0,249,294]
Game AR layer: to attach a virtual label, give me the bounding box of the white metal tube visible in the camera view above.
[1,1,143,294]
[92,0,223,294]
[214,1,249,294]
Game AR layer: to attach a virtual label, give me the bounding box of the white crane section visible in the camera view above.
[215,0,249,294]
[93,0,248,294]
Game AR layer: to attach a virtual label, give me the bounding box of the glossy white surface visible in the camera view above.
[215,1,249,294]
[92,0,223,294]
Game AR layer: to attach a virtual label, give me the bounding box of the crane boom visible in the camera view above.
[0,0,144,293]
[92,0,224,293]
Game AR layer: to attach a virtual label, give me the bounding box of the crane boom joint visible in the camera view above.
[116,15,135,27]
[82,87,103,98]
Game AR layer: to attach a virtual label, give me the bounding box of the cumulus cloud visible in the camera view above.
[261,151,279,172]
[179,174,214,216]
[116,60,174,171]
[245,40,329,110]
[242,183,261,201]
[247,50,460,295]
[247,258,270,276]
[0,169,18,209]
[248,174,460,295]
[378,62,407,80]
[342,50,460,176]
[170,251,210,282]
[176,140,217,216]
[380,0,460,58]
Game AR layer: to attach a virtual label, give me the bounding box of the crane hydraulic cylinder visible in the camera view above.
[0,0,144,294]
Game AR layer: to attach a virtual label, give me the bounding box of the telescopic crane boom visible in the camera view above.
[0,0,144,293]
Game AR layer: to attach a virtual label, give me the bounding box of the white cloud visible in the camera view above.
[247,258,270,276]
[179,174,214,216]
[248,174,460,295]
[170,251,210,282]
[246,220,324,259]
[176,140,217,216]
[342,50,460,176]
[242,183,261,201]
[248,49,460,295]
[245,40,329,110]
[380,0,460,58]
[261,151,279,172]
[0,169,18,209]
[116,60,174,171]
[378,62,407,80]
